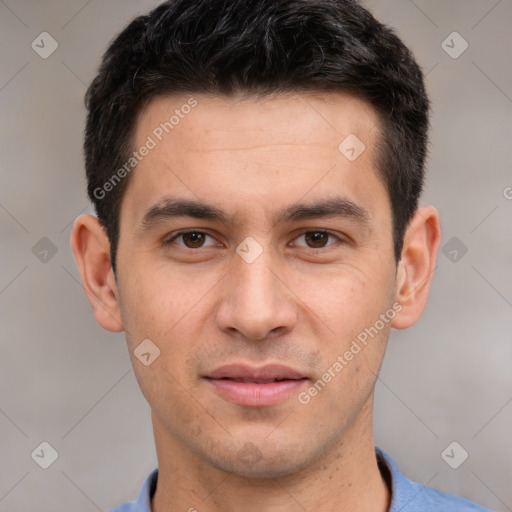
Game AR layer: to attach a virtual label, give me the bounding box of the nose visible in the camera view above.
[215,243,298,341]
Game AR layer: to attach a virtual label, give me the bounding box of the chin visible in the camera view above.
[215,459,304,479]
[204,441,314,479]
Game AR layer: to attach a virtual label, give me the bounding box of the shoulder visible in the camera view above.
[397,479,497,512]
[109,468,158,512]
[376,447,497,512]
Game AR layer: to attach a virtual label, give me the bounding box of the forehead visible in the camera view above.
[136,91,380,151]
[120,91,388,233]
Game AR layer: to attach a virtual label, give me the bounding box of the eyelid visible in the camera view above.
[164,229,220,248]
[164,228,346,250]
[289,229,344,248]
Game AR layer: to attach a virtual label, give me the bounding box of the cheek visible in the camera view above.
[118,272,198,411]
[299,263,389,335]
[300,266,392,386]
[117,265,210,388]
[118,264,201,346]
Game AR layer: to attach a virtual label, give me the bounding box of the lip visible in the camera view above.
[207,363,306,381]
[204,363,309,407]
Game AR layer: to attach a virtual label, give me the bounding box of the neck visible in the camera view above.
[151,396,390,512]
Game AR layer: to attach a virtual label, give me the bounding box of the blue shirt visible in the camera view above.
[110,447,496,511]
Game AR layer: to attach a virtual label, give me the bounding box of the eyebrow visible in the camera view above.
[137,196,371,233]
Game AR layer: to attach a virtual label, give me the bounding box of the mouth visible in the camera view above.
[203,364,309,407]
[217,377,300,383]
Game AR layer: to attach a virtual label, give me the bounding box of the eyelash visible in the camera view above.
[163,229,345,251]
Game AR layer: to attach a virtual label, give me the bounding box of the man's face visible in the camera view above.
[115,92,398,477]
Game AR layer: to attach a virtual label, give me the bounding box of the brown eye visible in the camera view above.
[181,232,206,248]
[165,231,217,249]
[292,230,341,249]
[304,231,329,248]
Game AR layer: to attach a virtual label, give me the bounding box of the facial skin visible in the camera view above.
[71,92,441,512]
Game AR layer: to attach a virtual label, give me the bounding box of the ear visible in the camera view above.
[70,214,124,332]
[391,206,441,330]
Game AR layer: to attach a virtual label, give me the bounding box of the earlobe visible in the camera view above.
[391,206,441,330]
[70,214,124,332]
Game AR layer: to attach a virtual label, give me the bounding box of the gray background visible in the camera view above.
[1,0,511,511]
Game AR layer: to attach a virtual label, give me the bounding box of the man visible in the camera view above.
[70,1,496,510]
